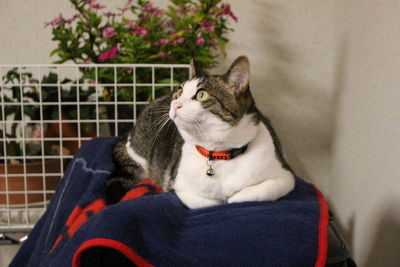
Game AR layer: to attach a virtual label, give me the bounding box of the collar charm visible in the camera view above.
[206,159,215,176]
[195,144,249,177]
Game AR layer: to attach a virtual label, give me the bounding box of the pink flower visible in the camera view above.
[132,27,148,37]
[217,4,238,22]
[125,67,133,74]
[88,0,106,10]
[174,36,185,44]
[142,1,162,16]
[45,14,64,27]
[207,38,218,47]
[177,4,190,15]
[108,46,119,58]
[154,9,162,16]
[104,12,116,17]
[124,21,136,29]
[33,128,42,138]
[159,38,169,45]
[91,3,106,10]
[64,14,80,24]
[102,26,117,38]
[98,54,108,61]
[196,36,205,45]
[118,0,132,13]
[200,19,215,32]
[98,46,119,61]
[166,19,175,27]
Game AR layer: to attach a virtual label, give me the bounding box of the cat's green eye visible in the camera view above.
[196,90,209,101]
[174,88,183,99]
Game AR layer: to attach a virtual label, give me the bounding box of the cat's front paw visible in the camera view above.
[228,176,295,204]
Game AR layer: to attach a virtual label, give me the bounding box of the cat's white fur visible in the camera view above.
[126,135,148,176]
[169,79,295,209]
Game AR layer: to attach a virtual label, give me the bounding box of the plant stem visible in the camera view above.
[70,0,99,62]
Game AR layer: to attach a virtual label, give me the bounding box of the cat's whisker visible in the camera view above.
[138,120,166,141]
[141,113,171,148]
[146,117,171,150]
[149,108,171,115]
[140,114,170,138]
[150,105,171,111]
[191,121,202,137]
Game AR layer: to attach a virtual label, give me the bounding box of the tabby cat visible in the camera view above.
[105,56,295,209]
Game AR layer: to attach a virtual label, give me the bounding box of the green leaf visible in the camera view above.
[171,0,192,5]
[194,13,204,23]
[167,5,178,20]
[146,54,160,60]
[52,58,68,64]
[217,37,227,57]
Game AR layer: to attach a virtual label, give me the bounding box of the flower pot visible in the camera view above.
[45,117,80,155]
[0,159,61,205]
[45,115,98,155]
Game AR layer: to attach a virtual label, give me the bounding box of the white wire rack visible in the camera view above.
[0,63,191,234]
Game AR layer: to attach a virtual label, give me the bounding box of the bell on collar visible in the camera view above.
[207,166,215,176]
[206,159,215,176]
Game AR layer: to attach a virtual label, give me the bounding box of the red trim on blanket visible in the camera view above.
[68,199,105,238]
[121,179,163,201]
[66,206,83,227]
[49,199,105,253]
[72,238,154,267]
[121,187,150,201]
[313,185,329,267]
[139,179,163,193]
[50,234,63,252]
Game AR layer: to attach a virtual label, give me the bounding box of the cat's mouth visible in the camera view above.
[169,105,204,136]
[169,107,178,120]
[169,107,188,122]
[171,114,199,132]
[172,115,188,126]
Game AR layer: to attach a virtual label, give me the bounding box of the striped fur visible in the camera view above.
[105,56,293,206]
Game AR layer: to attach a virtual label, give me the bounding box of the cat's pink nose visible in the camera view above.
[174,103,182,110]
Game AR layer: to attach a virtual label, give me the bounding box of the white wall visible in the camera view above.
[1,0,399,266]
[330,1,400,266]
[216,0,336,195]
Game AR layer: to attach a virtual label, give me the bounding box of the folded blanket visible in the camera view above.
[10,137,328,267]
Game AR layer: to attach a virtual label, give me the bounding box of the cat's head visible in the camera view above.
[169,56,259,148]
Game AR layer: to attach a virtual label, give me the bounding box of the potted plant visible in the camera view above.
[0,68,96,204]
[0,0,238,204]
[46,0,237,134]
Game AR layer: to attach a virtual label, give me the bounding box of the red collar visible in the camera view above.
[195,144,248,161]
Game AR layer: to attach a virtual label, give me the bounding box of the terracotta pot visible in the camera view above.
[45,117,97,155]
[45,118,80,155]
[0,160,61,205]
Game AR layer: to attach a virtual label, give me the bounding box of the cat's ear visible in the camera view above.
[224,56,250,94]
[190,58,207,77]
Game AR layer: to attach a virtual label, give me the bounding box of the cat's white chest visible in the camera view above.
[173,123,295,209]
[175,144,269,201]
[174,145,226,200]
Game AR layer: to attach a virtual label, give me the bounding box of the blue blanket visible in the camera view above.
[10,137,328,267]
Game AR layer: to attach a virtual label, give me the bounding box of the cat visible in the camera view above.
[105,56,295,209]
